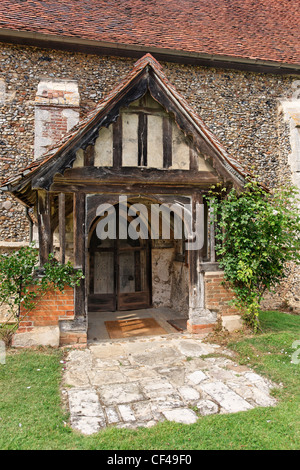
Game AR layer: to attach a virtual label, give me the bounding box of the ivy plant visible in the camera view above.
[0,244,84,344]
[207,178,300,332]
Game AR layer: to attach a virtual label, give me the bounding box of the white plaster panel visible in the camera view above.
[171,121,190,170]
[197,155,214,172]
[147,114,164,168]
[122,113,139,166]
[73,148,84,168]
[94,125,113,166]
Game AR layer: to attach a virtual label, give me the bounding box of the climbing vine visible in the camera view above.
[207,178,300,332]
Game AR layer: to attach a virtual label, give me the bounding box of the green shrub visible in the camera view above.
[0,244,84,344]
[207,179,300,331]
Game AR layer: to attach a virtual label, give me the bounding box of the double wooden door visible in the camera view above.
[88,234,151,312]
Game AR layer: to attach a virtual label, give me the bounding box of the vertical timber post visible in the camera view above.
[73,192,86,319]
[37,190,52,266]
[59,192,66,264]
[187,191,217,333]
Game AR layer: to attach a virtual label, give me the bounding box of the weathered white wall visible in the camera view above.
[170,260,189,315]
[151,246,188,314]
[171,122,190,170]
[122,112,139,166]
[147,114,164,168]
[94,125,113,166]
[151,247,174,307]
[34,79,80,159]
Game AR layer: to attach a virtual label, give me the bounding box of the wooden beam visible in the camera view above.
[188,191,206,313]
[74,192,86,269]
[58,192,66,264]
[113,117,122,168]
[84,144,95,166]
[138,113,148,166]
[54,167,220,184]
[190,149,198,171]
[73,192,86,317]
[148,73,245,186]
[51,182,216,195]
[163,116,172,168]
[37,190,52,266]
[31,75,149,190]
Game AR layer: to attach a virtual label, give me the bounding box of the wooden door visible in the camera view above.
[88,225,151,312]
[88,238,116,312]
[117,238,151,310]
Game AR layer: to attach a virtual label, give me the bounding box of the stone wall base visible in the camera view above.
[12,324,88,348]
[221,314,243,332]
[187,321,215,334]
[12,325,60,348]
[59,331,87,348]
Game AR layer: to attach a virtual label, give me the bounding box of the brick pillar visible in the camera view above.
[187,192,217,334]
[204,272,242,332]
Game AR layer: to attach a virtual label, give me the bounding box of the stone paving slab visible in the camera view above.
[62,333,278,435]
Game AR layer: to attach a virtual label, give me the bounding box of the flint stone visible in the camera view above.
[105,406,120,424]
[196,399,219,416]
[187,370,207,384]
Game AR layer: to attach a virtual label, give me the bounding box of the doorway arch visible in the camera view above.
[88,202,151,312]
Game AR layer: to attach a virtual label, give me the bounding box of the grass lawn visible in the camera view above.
[0,310,299,450]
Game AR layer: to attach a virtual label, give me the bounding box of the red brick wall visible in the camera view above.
[41,106,69,145]
[205,272,238,317]
[17,286,74,333]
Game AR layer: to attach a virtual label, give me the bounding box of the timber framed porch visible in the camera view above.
[3,54,245,348]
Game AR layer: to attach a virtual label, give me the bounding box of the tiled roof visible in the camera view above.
[1,54,250,192]
[0,0,299,66]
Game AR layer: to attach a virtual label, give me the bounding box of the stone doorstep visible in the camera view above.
[12,325,60,348]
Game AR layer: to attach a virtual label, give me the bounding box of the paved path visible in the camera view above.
[62,333,278,435]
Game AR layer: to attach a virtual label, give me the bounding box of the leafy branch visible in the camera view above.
[206,178,300,332]
[0,244,84,345]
